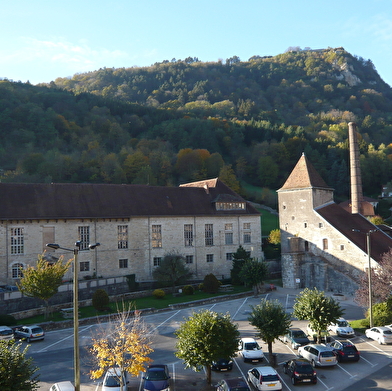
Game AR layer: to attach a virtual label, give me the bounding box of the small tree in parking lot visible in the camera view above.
[248,299,291,364]
[239,259,268,295]
[89,304,153,389]
[293,288,343,343]
[175,309,240,385]
[0,340,39,391]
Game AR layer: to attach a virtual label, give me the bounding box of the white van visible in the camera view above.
[49,381,75,391]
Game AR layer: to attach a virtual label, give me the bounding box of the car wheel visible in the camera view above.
[378,338,383,345]
[26,337,31,343]
[291,377,297,385]
[311,360,316,368]
[292,343,297,349]
[313,379,317,384]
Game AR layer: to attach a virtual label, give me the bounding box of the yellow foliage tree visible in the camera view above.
[89,305,153,389]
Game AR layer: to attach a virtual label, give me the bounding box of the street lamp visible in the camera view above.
[46,241,100,391]
[352,229,377,327]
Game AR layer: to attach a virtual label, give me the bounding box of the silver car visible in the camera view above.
[298,344,337,367]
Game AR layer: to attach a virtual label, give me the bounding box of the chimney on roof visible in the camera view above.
[348,122,363,214]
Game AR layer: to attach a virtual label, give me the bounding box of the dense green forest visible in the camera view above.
[1,47,392,206]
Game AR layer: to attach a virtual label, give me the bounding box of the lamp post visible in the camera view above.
[352,229,377,327]
[46,241,100,391]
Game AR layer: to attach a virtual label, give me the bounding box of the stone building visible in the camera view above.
[278,153,392,295]
[0,178,262,286]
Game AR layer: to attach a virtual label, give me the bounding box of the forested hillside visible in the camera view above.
[1,47,392,206]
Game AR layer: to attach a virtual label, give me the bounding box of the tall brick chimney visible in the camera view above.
[348,122,363,214]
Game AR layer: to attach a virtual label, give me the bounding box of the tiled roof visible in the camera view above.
[0,179,260,220]
[279,153,332,191]
[316,203,392,262]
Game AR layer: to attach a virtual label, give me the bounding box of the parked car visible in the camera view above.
[327,318,355,337]
[283,328,310,349]
[0,325,14,341]
[365,326,392,344]
[298,344,337,367]
[50,381,75,391]
[326,340,360,362]
[101,367,128,391]
[215,377,250,391]
[238,338,264,363]
[306,324,331,343]
[211,358,233,371]
[282,358,317,385]
[14,325,45,342]
[142,364,171,391]
[247,366,282,391]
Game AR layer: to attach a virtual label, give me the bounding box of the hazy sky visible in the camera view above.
[2,0,392,86]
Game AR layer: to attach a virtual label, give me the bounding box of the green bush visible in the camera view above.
[0,314,16,326]
[368,299,392,326]
[198,283,204,291]
[153,289,166,299]
[203,273,221,293]
[182,285,194,295]
[92,289,110,311]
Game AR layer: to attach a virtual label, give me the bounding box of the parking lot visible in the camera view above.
[33,288,392,390]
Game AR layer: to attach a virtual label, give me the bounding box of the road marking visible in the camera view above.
[232,297,250,320]
[147,310,182,334]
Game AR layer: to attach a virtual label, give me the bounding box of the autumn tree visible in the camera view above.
[152,252,193,293]
[0,340,39,391]
[293,288,343,343]
[248,299,291,364]
[17,253,72,318]
[355,248,392,308]
[89,305,153,390]
[239,259,269,295]
[175,309,239,385]
[219,164,241,194]
[268,229,281,245]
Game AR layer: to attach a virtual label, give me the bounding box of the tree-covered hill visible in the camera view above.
[1,47,392,205]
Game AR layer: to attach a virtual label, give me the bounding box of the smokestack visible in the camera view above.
[348,122,363,214]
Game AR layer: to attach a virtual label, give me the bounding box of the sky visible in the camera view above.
[2,0,392,87]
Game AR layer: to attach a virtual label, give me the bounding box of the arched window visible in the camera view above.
[12,263,23,279]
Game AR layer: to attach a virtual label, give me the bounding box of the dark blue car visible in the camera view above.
[143,364,171,391]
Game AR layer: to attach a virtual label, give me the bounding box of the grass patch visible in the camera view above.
[350,318,369,335]
[258,208,279,237]
[19,285,252,326]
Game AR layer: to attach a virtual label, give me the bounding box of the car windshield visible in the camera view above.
[338,320,348,327]
[244,342,259,350]
[320,351,335,357]
[343,346,357,353]
[0,329,12,336]
[231,388,249,391]
[297,363,313,373]
[383,330,392,335]
[262,375,279,382]
[292,330,306,337]
[31,327,43,334]
[104,375,121,387]
[145,369,168,380]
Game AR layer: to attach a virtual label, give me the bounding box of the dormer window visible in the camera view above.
[216,201,246,210]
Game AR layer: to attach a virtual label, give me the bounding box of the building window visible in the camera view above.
[184,224,194,247]
[243,222,251,244]
[226,253,233,261]
[80,261,90,272]
[78,226,90,250]
[319,222,323,228]
[225,232,233,245]
[152,225,162,248]
[11,228,24,255]
[205,224,214,246]
[216,202,245,210]
[185,255,193,264]
[12,263,23,279]
[323,238,328,250]
[206,254,214,263]
[119,259,128,269]
[304,222,307,228]
[153,257,162,266]
[305,241,309,252]
[340,245,345,250]
[118,225,128,249]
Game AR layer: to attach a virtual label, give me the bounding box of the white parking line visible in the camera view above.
[36,325,94,352]
[232,297,250,320]
[359,337,392,359]
[337,362,357,378]
[147,310,182,334]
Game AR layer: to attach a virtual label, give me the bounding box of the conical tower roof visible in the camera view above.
[278,153,332,191]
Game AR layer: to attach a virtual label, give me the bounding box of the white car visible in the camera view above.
[101,368,128,391]
[328,318,355,337]
[238,337,264,363]
[365,327,392,345]
[247,366,282,391]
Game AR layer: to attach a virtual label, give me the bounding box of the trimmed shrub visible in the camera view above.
[203,273,221,293]
[198,283,204,291]
[153,289,166,299]
[92,289,110,311]
[182,285,194,295]
[0,314,16,326]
